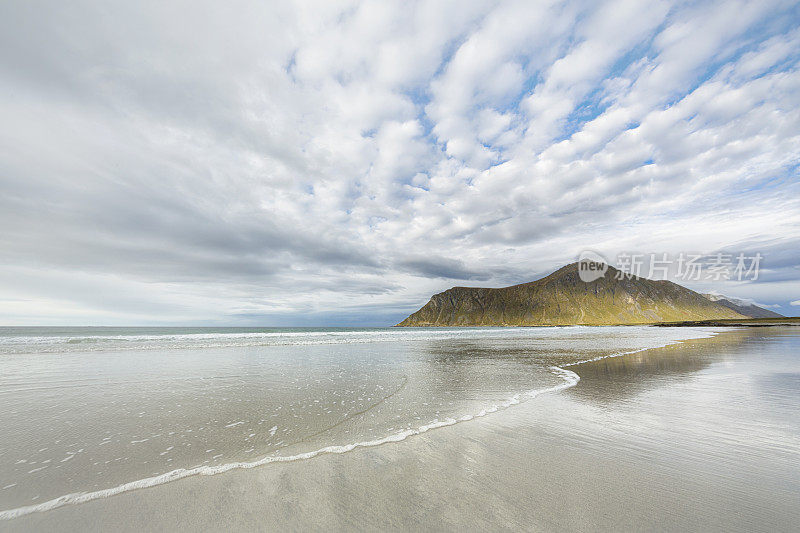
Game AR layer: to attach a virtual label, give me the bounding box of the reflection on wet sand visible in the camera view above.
[568,327,798,406]
[5,327,800,532]
[567,328,752,403]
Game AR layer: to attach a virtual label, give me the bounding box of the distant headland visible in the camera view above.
[396,262,782,327]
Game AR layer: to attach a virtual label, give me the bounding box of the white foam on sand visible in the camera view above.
[0,329,721,521]
[0,365,578,521]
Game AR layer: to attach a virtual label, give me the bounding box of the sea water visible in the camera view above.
[0,325,721,518]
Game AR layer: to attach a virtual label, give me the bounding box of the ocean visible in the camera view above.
[0,325,723,519]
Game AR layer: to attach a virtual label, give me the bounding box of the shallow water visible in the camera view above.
[563,328,800,482]
[0,325,721,515]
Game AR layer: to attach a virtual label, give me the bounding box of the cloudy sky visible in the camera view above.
[1,0,799,325]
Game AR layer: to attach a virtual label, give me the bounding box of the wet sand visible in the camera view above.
[7,328,800,532]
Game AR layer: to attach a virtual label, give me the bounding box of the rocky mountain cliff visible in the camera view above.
[396,262,748,326]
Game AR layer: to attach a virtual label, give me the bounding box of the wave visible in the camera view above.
[0,365,578,521]
[0,326,591,354]
[0,330,720,520]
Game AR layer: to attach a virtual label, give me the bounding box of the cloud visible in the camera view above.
[397,256,492,281]
[0,0,799,324]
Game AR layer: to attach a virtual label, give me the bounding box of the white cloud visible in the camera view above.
[0,0,799,324]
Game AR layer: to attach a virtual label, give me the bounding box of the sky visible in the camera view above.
[1,0,799,326]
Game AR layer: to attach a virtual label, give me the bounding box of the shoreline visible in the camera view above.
[654,317,800,327]
[395,317,800,328]
[0,329,719,522]
[5,327,799,531]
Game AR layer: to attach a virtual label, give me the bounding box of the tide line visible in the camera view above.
[0,366,579,521]
[0,330,720,521]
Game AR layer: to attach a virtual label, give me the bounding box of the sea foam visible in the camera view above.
[0,365,580,521]
[0,327,721,520]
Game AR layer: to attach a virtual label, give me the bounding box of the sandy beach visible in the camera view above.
[3,1,799,530]
[5,327,798,532]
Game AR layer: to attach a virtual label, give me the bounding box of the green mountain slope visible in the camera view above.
[396,262,747,326]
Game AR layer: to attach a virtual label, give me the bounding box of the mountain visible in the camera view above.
[396,262,748,327]
[701,294,783,319]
